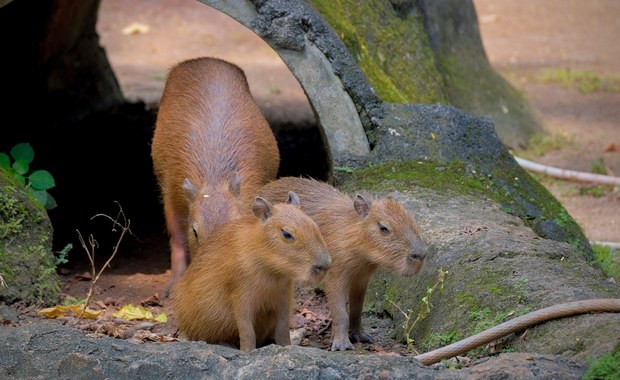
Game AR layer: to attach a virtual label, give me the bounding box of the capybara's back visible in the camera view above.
[173,193,331,352]
[151,57,280,295]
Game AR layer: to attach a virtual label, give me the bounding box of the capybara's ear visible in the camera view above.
[253,196,273,222]
[287,191,301,207]
[353,194,371,218]
[229,171,241,197]
[182,178,199,202]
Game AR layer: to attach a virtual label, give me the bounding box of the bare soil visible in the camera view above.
[32,0,619,357]
[474,0,620,243]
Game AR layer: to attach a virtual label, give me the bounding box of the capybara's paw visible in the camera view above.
[330,337,355,351]
[350,331,374,344]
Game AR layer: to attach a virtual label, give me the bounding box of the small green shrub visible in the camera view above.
[0,143,56,210]
[583,346,620,380]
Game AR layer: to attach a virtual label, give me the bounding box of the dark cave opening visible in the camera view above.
[36,100,330,257]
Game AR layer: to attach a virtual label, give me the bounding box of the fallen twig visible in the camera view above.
[514,156,620,186]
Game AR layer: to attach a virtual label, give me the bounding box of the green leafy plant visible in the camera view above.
[584,346,620,380]
[389,268,448,353]
[0,143,57,210]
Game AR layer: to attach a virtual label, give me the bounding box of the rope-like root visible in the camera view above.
[414,298,620,366]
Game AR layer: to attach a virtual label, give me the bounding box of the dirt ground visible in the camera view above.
[39,0,619,356]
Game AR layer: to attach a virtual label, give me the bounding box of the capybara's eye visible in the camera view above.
[192,222,198,239]
[281,229,294,240]
[378,222,390,234]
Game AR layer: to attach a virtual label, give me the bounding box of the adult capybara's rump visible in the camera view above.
[151,57,280,295]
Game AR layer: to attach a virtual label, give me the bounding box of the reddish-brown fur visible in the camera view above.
[258,177,428,351]
[173,193,331,352]
[151,57,280,296]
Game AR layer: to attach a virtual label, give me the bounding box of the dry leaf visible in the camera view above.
[38,305,102,319]
[140,294,162,307]
[114,304,167,322]
[604,143,619,152]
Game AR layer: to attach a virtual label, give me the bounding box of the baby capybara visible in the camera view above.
[151,57,280,296]
[258,177,428,351]
[173,192,331,352]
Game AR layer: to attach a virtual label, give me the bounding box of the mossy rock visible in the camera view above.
[310,0,447,105]
[353,186,620,363]
[0,168,60,306]
[333,104,618,363]
[338,103,592,258]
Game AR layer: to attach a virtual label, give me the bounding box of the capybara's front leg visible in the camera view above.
[273,284,293,346]
[348,273,373,344]
[327,282,355,351]
[235,301,257,352]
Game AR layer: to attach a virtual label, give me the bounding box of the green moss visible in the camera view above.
[0,187,27,238]
[0,169,60,306]
[0,248,15,286]
[337,160,485,196]
[427,330,458,348]
[592,245,620,283]
[425,268,531,357]
[309,0,447,104]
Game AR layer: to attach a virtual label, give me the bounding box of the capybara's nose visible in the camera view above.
[409,239,429,261]
[312,263,329,275]
[313,253,331,275]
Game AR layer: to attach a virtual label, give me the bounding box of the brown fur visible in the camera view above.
[257,177,428,351]
[173,193,331,352]
[151,57,280,296]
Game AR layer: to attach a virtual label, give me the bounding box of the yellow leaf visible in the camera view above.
[155,313,168,323]
[38,305,101,319]
[114,304,154,321]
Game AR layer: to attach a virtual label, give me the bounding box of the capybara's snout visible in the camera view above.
[310,249,331,282]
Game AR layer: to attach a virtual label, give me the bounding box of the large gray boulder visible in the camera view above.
[0,320,587,379]
[334,104,619,363]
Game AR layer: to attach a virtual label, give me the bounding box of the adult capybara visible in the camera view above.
[173,192,331,352]
[151,57,280,296]
[258,177,428,351]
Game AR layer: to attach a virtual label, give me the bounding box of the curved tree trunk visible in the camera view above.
[419,0,543,149]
